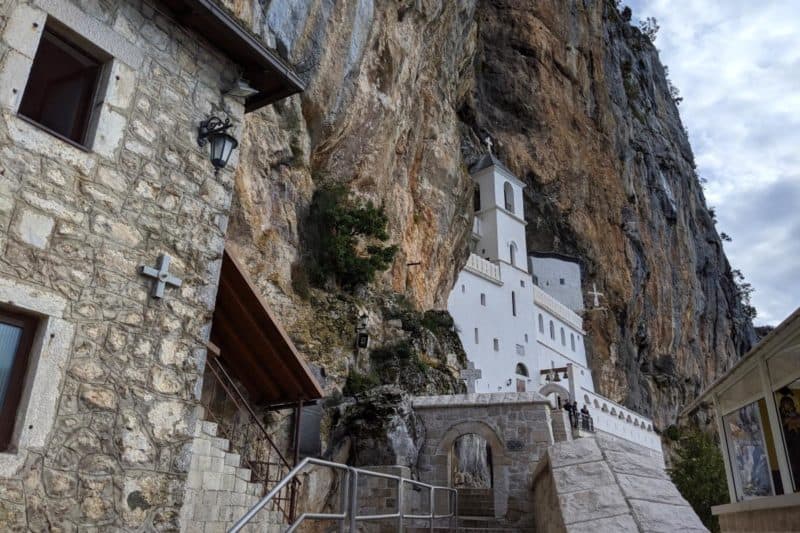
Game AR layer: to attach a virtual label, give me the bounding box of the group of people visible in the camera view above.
[560,398,592,430]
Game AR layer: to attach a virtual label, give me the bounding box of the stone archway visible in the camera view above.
[539,383,570,405]
[435,420,510,518]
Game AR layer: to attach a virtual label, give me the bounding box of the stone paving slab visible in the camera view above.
[616,473,690,506]
[628,499,708,532]
[548,437,603,468]
[565,513,639,533]
[560,485,629,525]
[552,460,616,494]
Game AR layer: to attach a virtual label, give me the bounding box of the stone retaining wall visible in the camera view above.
[532,432,707,532]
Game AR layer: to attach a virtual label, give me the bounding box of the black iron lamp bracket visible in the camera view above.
[197,116,234,148]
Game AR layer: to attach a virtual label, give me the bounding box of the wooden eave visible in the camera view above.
[210,248,323,404]
[160,0,305,112]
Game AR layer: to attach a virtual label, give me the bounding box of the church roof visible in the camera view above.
[529,251,582,265]
[469,153,524,186]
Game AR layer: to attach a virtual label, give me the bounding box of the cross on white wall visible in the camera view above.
[484,136,493,154]
[460,361,482,393]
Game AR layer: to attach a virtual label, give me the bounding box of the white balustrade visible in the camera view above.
[533,286,584,331]
[465,254,502,284]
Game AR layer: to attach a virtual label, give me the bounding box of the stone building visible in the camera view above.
[0,1,322,530]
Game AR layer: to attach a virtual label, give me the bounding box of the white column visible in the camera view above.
[758,358,793,492]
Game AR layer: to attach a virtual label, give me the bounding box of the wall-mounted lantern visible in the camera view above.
[356,313,369,349]
[198,115,238,173]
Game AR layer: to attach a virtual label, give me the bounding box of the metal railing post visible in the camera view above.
[338,469,349,533]
[397,478,404,532]
[429,487,435,532]
[348,470,358,533]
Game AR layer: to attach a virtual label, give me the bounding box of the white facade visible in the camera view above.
[448,155,661,451]
[529,253,584,312]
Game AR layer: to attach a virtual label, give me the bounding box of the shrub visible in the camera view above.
[668,429,729,532]
[306,185,398,290]
[343,369,380,396]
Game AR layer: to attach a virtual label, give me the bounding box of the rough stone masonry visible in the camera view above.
[0,0,258,529]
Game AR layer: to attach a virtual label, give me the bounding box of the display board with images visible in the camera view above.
[775,379,800,492]
[723,400,774,500]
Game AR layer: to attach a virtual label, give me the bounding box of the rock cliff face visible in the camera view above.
[230,0,754,430]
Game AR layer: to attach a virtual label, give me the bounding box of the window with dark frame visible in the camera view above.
[18,25,108,147]
[0,309,38,452]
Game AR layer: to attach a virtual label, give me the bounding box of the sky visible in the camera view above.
[626,1,800,326]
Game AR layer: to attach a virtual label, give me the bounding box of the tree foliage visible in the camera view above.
[639,16,660,42]
[307,185,398,290]
[732,269,757,320]
[667,428,729,532]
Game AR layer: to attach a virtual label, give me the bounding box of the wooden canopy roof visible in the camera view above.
[160,0,305,112]
[210,248,323,404]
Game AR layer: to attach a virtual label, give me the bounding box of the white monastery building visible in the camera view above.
[448,154,660,451]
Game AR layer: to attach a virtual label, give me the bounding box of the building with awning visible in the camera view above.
[682,308,800,532]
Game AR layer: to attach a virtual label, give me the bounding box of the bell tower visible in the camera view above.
[470,146,528,270]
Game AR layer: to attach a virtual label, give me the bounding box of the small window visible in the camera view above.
[532,275,539,286]
[493,339,499,351]
[570,334,576,351]
[524,333,529,343]
[473,185,481,212]
[480,293,486,306]
[509,242,517,266]
[538,314,544,333]
[0,309,39,451]
[561,328,566,346]
[461,284,465,293]
[511,291,516,317]
[515,344,525,356]
[549,321,555,340]
[520,280,525,288]
[559,278,565,285]
[503,182,515,212]
[18,26,109,147]
[474,328,479,344]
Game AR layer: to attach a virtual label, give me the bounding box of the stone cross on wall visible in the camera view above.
[139,254,183,299]
[460,361,482,393]
[588,283,604,308]
[484,136,493,154]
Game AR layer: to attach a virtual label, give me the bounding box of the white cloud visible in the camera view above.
[627,0,800,325]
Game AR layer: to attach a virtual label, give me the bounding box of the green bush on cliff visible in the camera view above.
[307,185,398,290]
[667,428,729,532]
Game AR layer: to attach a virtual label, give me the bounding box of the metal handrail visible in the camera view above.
[228,457,458,533]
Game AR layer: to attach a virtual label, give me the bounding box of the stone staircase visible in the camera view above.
[181,420,288,533]
[407,515,536,532]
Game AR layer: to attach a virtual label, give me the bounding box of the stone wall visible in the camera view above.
[532,432,707,533]
[412,392,554,529]
[0,0,261,529]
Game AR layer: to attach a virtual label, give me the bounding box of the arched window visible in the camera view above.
[503,182,514,212]
[515,363,529,377]
[549,321,555,340]
[538,314,544,333]
[511,291,516,316]
[509,242,517,266]
[570,333,575,351]
[560,328,566,346]
[473,184,481,212]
